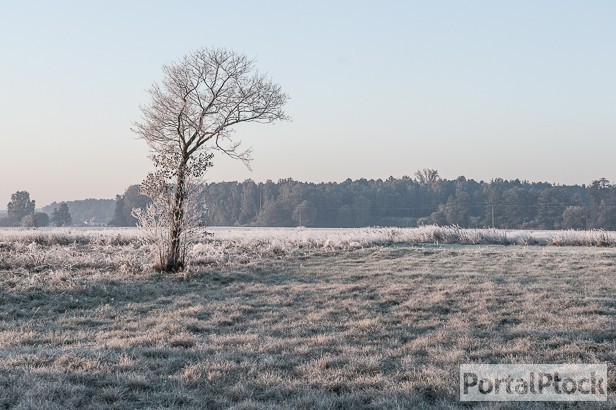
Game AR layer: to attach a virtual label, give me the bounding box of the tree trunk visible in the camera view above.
[165,159,187,272]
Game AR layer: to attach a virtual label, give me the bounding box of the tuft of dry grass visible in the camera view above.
[1,229,615,408]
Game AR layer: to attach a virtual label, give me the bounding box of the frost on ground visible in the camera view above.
[0,227,615,408]
[1,226,616,276]
[0,246,614,409]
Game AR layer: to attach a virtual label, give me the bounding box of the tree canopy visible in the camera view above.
[7,191,35,225]
[51,203,72,227]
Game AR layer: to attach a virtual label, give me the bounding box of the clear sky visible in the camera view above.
[1,1,615,206]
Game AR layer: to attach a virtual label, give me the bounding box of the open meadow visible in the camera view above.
[1,226,615,409]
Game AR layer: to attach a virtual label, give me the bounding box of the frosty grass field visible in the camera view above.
[1,226,615,409]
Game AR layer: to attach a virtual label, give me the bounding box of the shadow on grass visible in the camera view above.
[1,246,616,409]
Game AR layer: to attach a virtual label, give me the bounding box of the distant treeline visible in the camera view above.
[42,199,115,226]
[0,191,78,227]
[107,171,616,230]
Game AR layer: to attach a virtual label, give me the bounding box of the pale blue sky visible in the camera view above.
[1,1,615,206]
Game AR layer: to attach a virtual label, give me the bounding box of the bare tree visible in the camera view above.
[415,169,440,192]
[133,48,288,272]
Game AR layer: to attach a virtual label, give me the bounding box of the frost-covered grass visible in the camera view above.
[2,225,615,249]
[205,225,616,248]
[1,227,616,408]
[1,225,615,274]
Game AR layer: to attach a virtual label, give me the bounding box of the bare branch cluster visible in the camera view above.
[132,47,288,166]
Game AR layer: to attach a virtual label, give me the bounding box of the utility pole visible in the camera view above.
[491,204,495,228]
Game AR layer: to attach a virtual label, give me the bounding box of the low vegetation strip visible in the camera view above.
[0,225,615,250]
[0,243,615,408]
[1,226,616,275]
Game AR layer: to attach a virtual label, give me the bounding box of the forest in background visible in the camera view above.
[106,171,616,230]
[2,171,615,230]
